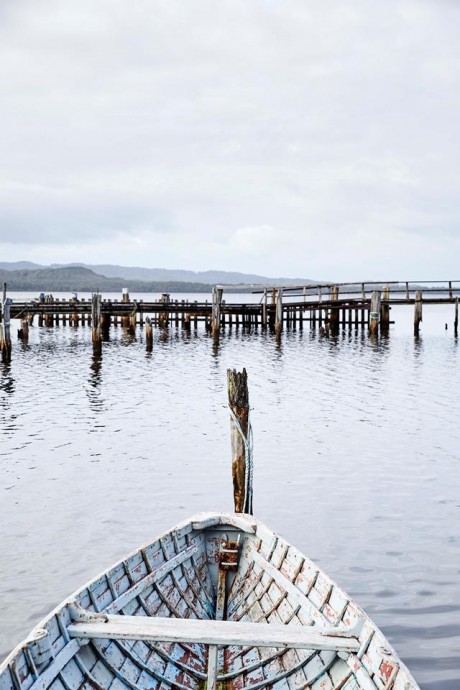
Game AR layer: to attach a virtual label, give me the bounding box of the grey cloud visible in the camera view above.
[0,0,459,276]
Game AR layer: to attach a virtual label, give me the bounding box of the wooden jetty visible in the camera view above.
[1,280,459,361]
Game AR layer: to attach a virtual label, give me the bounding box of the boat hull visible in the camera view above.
[0,512,420,690]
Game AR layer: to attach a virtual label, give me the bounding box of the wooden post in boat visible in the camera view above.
[275,288,283,335]
[211,286,223,339]
[91,294,102,351]
[145,316,153,350]
[369,291,381,337]
[329,285,339,335]
[227,368,253,515]
[414,290,422,336]
[455,298,458,338]
[0,296,12,363]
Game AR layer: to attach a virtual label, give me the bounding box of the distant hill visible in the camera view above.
[0,266,216,293]
[0,261,44,271]
[62,264,313,286]
[0,262,313,286]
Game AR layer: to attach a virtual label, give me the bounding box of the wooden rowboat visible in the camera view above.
[0,512,419,690]
[0,371,420,690]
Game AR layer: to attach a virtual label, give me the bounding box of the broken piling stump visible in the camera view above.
[329,285,339,336]
[211,286,223,339]
[380,286,390,334]
[91,294,102,351]
[0,297,12,363]
[455,298,458,338]
[145,316,153,350]
[369,291,381,337]
[227,368,253,515]
[414,290,422,336]
[275,289,283,335]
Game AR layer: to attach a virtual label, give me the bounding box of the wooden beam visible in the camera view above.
[68,614,360,653]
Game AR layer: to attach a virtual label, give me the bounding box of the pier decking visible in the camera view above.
[0,281,459,361]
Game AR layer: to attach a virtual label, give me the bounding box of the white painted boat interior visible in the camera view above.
[0,513,420,690]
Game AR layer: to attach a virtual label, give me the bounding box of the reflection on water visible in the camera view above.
[0,304,459,689]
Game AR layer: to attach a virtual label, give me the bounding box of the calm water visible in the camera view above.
[1,294,459,689]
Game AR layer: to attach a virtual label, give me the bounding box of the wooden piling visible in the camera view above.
[380,286,390,334]
[455,298,458,338]
[100,313,111,337]
[275,289,283,335]
[212,286,223,338]
[129,311,136,333]
[91,294,102,350]
[227,368,252,515]
[369,291,381,336]
[414,290,422,336]
[145,316,153,350]
[1,297,12,362]
[121,288,130,328]
[21,318,29,342]
[329,286,339,335]
[262,288,267,329]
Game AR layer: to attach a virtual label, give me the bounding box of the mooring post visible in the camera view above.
[145,316,153,350]
[227,368,253,515]
[369,290,381,336]
[100,312,110,339]
[121,288,130,328]
[0,297,12,363]
[129,303,137,334]
[454,298,458,338]
[414,290,422,336]
[211,286,223,338]
[275,288,283,335]
[329,285,339,335]
[21,318,29,343]
[91,294,102,350]
[380,285,390,334]
[262,288,268,329]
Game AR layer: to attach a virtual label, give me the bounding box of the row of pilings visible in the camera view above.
[2,282,460,361]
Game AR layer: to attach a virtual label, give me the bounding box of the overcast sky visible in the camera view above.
[0,0,459,280]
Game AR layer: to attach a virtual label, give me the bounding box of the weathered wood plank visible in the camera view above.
[105,544,198,614]
[27,640,81,690]
[68,615,360,652]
